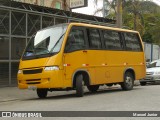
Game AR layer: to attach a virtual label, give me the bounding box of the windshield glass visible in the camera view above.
[23,24,68,59]
[147,61,160,68]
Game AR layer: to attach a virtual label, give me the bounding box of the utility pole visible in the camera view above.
[103,0,106,17]
[103,0,108,18]
[116,0,122,28]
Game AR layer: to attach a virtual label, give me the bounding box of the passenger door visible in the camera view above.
[63,27,88,86]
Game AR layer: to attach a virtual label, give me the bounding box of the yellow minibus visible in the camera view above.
[17,23,146,98]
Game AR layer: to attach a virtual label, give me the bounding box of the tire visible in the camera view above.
[121,72,134,90]
[76,74,84,97]
[87,85,99,92]
[37,89,48,98]
[140,82,147,86]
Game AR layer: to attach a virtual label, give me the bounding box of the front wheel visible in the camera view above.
[37,89,48,98]
[121,72,134,90]
[87,85,99,92]
[76,74,84,97]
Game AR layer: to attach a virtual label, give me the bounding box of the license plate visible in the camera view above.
[28,86,37,90]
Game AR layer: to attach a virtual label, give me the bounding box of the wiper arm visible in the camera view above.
[35,47,50,53]
[24,50,34,56]
[25,50,34,52]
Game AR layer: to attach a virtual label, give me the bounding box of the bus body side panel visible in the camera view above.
[104,51,124,83]
[64,50,110,86]
[63,50,96,86]
[85,50,106,85]
[103,51,145,83]
[123,52,146,80]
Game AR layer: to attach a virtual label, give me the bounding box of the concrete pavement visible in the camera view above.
[0,80,140,102]
[0,87,37,102]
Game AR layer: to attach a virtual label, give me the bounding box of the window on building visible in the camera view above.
[11,37,26,60]
[55,18,67,25]
[55,1,61,9]
[11,62,19,85]
[0,10,9,35]
[40,0,44,6]
[0,37,9,60]
[13,0,23,2]
[0,62,9,86]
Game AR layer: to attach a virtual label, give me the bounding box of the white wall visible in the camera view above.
[144,42,160,62]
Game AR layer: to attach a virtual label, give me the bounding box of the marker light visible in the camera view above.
[18,70,22,74]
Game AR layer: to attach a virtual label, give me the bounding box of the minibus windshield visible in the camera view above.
[147,60,160,68]
[23,24,68,59]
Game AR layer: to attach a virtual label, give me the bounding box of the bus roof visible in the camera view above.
[38,22,139,34]
[68,22,139,33]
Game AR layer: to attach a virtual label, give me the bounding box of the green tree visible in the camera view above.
[149,14,160,44]
[140,2,160,43]
[123,1,160,33]
[94,0,145,32]
[94,0,160,44]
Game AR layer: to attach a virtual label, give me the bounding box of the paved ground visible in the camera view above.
[0,80,140,103]
[0,87,36,102]
[0,81,160,120]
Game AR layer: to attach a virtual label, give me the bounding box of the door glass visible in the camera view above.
[65,29,86,52]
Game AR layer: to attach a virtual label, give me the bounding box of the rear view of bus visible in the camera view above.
[17,23,146,98]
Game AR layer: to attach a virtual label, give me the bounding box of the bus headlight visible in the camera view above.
[44,66,59,71]
[18,70,22,74]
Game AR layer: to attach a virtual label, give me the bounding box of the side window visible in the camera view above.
[88,29,102,49]
[65,28,86,52]
[124,32,142,51]
[103,30,122,50]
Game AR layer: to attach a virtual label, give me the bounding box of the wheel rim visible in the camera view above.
[126,76,133,87]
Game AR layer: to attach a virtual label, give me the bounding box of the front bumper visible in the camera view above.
[17,68,64,89]
[140,75,160,82]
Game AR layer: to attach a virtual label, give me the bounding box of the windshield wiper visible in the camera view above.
[24,50,34,57]
[25,50,34,52]
[35,47,50,53]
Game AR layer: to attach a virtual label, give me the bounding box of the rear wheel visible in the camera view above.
[121,72,134,90]
[37,89,48,98]
[76,74,84,97]
[87,85,99,92]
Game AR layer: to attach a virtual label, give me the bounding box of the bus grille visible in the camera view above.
[23,69,43,74]
[26,79,41,84]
